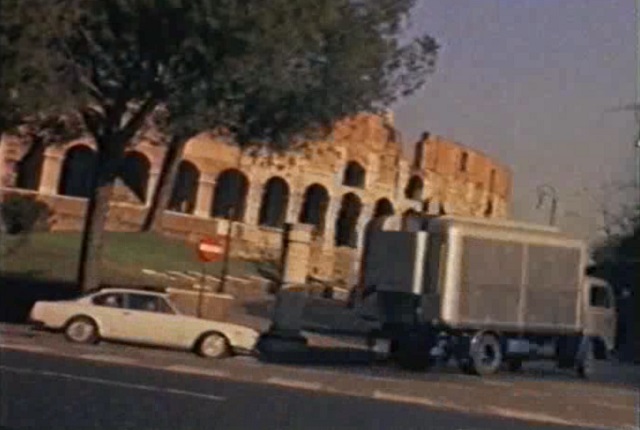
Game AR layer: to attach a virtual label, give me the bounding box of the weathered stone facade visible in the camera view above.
[0,112,511,287]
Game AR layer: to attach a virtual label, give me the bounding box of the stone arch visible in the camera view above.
[343,161,366,188]
[15,142,45,190]
[404,175,424,201]
[335,192,362,248]
[211,169,249,221]
[168,160,200,214]
[373,198,394,218]
[258,176,290,228]
[119,151,151,203]
[460,151,469,172]
[299,183,330,233]
[422,198,431,213]
[58,145,97,198]
[484,199,494,217]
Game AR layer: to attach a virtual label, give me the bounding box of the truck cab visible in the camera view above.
[584,276,617,358]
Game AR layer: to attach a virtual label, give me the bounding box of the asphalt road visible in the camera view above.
[0,348,615,430]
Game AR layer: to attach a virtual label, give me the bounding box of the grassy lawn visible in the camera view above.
[1,231,262,287]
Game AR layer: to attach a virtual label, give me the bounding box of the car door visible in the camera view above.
[121,293,185,348]
[585,282,616,351]
[90,292,129,340]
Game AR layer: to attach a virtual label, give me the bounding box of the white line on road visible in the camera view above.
[0,343,50,353]
[484,406,621,430]
[165,364,231,378]
[372,390,470,413]
[0,365,226,402]
[266,377,323,391]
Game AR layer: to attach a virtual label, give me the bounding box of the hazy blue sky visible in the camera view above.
[393,0,637,244]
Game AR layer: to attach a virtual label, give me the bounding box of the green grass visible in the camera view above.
[1,231,261,287]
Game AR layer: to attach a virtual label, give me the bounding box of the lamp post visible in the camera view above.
[217,205,235,294]
[536,184,558,226]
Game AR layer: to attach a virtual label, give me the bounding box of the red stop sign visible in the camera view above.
[197,236,225,263]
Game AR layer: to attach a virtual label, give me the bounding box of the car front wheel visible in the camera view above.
[197,333,230,359]
[64,316,99,344]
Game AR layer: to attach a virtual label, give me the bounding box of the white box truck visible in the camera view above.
[363,215,617,377]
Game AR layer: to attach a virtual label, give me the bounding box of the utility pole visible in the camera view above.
[636,0,640,200]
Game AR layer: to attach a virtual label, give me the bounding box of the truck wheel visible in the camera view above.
[576,337,594,379]
[468,332,503,376]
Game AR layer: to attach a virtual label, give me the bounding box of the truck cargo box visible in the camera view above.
[364,215,589,334]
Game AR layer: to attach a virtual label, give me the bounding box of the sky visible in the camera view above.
[392,0,637,245]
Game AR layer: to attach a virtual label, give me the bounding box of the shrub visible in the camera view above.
[1,194,53,235]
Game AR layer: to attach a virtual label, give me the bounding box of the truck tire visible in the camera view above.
[575,337,594,379]
[468,332,503,376]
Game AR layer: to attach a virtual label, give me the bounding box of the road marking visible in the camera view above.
[80,353,138,365]
[165,364,231,378]
[0,343,50,353]
[266,377,323,391]
[373,390,440,407]
[372,390,470,413]
[0,365,226,402]
[485,406,622,430]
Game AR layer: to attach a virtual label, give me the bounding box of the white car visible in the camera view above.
[29,287,260,358]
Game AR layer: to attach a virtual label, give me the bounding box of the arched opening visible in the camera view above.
[484,200,494,217]
[211,169,249,221]
[258,177,290,228]
[168,160,200,214]
[404,175,423,201]
[119,151,150,203]
[373,198,394,218]
[299,184,329,233]
[58,145,97,198]
[15,142,45,190]
[460,151,469,172]
[335,193,362,248]
[422,199,431,213]
[343,161,366,188]
[438,203,447,215]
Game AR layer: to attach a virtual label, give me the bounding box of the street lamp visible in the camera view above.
[536,184,558,227]
[217,204,235,294]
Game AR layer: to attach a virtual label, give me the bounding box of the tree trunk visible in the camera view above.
[141,138,186,232]
[76,151,121,293]
[0,134,8,272]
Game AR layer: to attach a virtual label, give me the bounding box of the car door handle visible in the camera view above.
[123,311,131,316]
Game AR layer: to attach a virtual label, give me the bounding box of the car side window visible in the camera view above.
[92,293,124,308]
[589,286,611,308]
[127,294,174,314]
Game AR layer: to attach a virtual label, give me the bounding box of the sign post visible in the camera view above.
[196,236,225,318]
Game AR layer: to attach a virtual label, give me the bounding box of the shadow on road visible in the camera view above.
[0,272,78,324]
[257,345,375,367]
